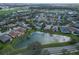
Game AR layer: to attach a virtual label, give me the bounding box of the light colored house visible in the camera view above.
[69,27,79,35]
[9,27,25,38]
[16,22,31,29]
[35,25,41,30]
[52,26,58,32]
[68,27,77,33]
[44,25,52,30]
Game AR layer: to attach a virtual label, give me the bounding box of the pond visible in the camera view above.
[15,31,71,48]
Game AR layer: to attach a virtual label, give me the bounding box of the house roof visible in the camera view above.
[74,23,79,28]
[0,34,12,43]
[44,25,51,30]
[60,26,70,33]
[69,27,77,32]
[53,26,58,32]
[73,29,79,35]
[9,31,19,37]
[15,27,25,32]
[9,27,25,38]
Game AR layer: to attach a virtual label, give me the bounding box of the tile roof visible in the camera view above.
[0,34,12,43]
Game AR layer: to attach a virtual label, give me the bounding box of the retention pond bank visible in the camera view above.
[15,31,71,48]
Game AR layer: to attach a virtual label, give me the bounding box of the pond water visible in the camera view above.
[15,31,71,48]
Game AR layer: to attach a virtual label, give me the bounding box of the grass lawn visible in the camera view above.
[0,28,79,54]
[0,29,35,54]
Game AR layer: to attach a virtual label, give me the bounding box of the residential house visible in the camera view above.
[60,26,71,33]
[69,27,79,35]
[73,30,79,35]
[57,15,62,23]
[74,21,79,29]
[68,27,77,33]
[16,22,31,29]
[44,25,52,30]
[0,34,12,43]
[9,27,26,38]
[52,26,58,32]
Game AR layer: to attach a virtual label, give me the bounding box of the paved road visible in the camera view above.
[42,43,79,54]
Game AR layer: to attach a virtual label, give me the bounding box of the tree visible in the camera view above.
[41,49,50,55]
[61,48,70,55]
[76,45,79,50]
[27,42,42,55]
[70,39,77,44]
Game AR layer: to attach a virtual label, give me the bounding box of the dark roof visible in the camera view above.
[0,34,12,43]
[53,26,58,32]
[74,23,79,28]
[60,26,70,33]
[74,30,79,35]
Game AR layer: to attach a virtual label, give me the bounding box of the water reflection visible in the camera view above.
[15,31,71,48]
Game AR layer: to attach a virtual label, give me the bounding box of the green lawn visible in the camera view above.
[0,28,78,54]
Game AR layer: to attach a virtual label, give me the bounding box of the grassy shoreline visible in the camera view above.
[0,29,79,54]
